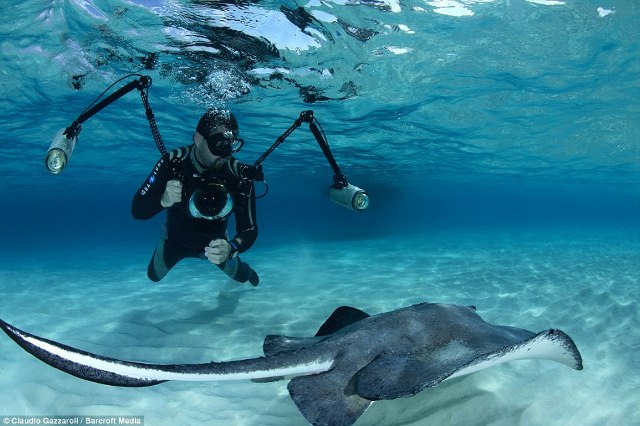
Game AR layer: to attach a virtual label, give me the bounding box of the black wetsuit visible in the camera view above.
[132,145,258,283]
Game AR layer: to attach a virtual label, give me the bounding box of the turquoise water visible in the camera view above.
[1,1,639,425]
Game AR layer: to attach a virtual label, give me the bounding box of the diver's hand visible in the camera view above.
[161,179,182,208]
[205,239,232,265]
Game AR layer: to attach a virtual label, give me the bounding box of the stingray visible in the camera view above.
[0,302,582,425]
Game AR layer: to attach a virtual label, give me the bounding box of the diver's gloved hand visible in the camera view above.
[240,164,264,181]
[161,179,182,208]
[205,239,232,265]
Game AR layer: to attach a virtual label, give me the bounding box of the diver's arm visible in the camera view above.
[131,157,171,220]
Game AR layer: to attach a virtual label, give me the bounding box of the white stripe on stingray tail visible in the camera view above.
[0,320,334,387]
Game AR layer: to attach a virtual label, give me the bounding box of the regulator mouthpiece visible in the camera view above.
[45,128,78,174]
[329,183,370,211]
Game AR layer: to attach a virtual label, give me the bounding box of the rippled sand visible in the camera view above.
[1,231,638,425]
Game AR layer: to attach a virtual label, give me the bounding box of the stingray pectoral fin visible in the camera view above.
[356,329,583,401]
[448,328,583,380]
[354,353,460,400]
[0,320,334,387]
[288,371,372,426]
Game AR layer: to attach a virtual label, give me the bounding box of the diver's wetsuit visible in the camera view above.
[132,145,258,283]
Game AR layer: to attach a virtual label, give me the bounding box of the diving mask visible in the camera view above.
[206,130,244,157]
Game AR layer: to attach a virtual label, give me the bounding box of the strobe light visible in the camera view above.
[45,128,78,174]
[329,183,369,211]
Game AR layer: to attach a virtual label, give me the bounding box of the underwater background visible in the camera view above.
[0,1,639,425]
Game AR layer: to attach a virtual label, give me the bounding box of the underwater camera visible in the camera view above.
[186,179,233,221]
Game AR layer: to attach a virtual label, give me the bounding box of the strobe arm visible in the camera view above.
[254,110,369,211]
[307,117,347,188]
[65,77,150,140]
[254,110,312,167]
[255,110,346,184]
[45,75,160,174]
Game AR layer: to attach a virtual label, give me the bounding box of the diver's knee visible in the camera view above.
[147,261,162,281]
[148,245,170,282]
[147,261,163,282]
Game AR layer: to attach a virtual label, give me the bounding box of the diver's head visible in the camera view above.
[195,109,244,162]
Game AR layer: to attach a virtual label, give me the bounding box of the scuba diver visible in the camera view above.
[131,109,262,286]
[45,74,368,290]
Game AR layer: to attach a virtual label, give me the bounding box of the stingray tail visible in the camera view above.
[0,319,166,387]
[1,319,335,387]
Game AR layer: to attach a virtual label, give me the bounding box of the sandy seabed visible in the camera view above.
[1,231,638,426]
